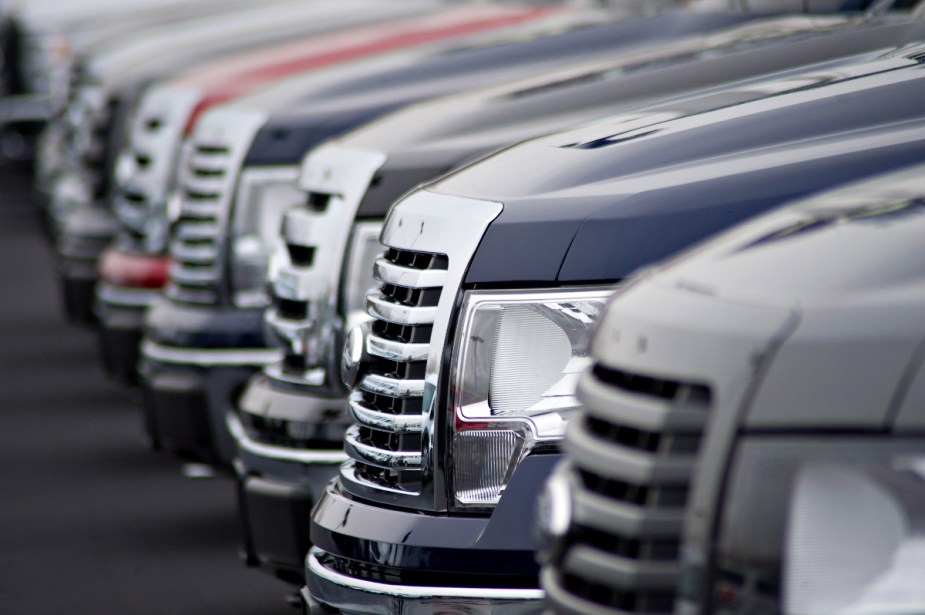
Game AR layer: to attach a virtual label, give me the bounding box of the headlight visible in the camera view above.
[785,458,925,615]
[229,168,301,308]
[309,221,383,386]
[705,437,925,615]
[342,221,385,330]
[449,287,613,509]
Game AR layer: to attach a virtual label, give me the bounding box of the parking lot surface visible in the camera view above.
[0,166,291,614]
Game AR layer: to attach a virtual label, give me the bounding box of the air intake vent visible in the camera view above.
[344,247,448,494]
[239,410,345,451]
[165,140,233,305]
[545,363,712,614]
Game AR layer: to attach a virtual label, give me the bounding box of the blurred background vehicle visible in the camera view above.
[308,43,925,614]
[89,0,547,386]
[133,1,754,465]
[232,4,925,590]
[46,0,443,334]
[540,163,925,614]
[3,0,925,613]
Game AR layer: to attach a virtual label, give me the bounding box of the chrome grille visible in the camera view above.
[263,146,387,389]
[113,110,165,239]
[546,362,712,614]
[165,140,231,305]
[265,188,329,382]
[344,247,448,494]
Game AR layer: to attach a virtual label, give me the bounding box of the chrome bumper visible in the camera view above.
[305,548,544,615]
[141,339,281,368]
[227,412,347,466]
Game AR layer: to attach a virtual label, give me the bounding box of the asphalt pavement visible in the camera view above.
[0,165,292,614]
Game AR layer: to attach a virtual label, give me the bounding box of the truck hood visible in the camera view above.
[336,14,873,158]
[406,45,925,283]
[635,164,925,430]
[332,12,925,217]
[88,0,442,96]
[238,9,762,166]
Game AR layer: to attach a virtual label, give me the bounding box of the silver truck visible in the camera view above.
[540,163,925,614]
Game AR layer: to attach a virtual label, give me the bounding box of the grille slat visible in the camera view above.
[549,363,712,613]
[166,140,234,305]
[366,334,429,362]
[374,257,447,288]
[344,247,448,494]
[169,261,219,285]
[367,294,438,325]
[169,240,218,264]
[344,425,423,469]
[174,222,219,242]
[179,200,221,219]
[348,392,423,434]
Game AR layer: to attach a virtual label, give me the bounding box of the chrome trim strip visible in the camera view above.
[269,265,314,302]
[366,334,429,362]
[169,241,218,264]
[175,222,219,241]
[141,339,281,367]
[178,199,221,217]
[367,294,437,326]
[358,373,425,398]
[165,284,217,304]
[182,176,225,197]
[340,462,419,496]
[169,262,219,285]
[263,363,327,387]
[373,258,446,289]
[265,309,311,341]
[227,413,347,464]
[187,156,228,173]
[349,394,423,434]
[96,283,161,308]
[344,426,422,468]
[307,548,544,601]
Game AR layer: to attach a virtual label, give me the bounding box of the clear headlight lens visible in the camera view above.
[230,168,301,308]
[293,221,383,386]
[449,287,613,509]
[707,437,925,615]
[785,459,925,615]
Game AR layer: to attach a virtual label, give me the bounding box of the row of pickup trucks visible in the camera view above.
[9,0,925,612]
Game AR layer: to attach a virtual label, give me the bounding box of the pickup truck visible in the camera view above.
[234,8,925,585]
[46,0,434,323]
[542,162,925,614]
[306,43,925,614]
[1,0,246,163]
[89,1,555,380]
[136,5,752,460]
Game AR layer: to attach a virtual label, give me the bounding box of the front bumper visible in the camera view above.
[0,93,53,161]
[231,374,347,581]
[55,205,118,325]
[305,549,543,615]
[307,455,562,614]
[95,284,158,385]
[140,341,279,465]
